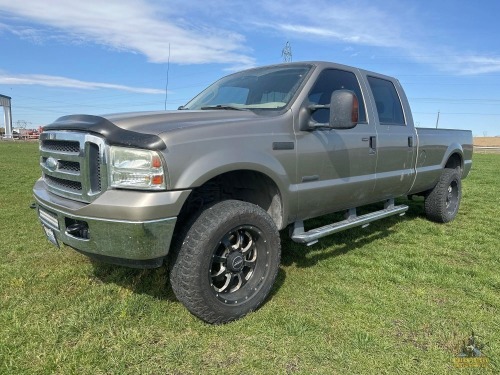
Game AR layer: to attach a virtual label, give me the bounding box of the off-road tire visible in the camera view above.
[169,200,281,324]
[424,168,462,223]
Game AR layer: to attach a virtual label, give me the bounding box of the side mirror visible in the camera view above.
[306,89,359,130]
[329,90,358,129]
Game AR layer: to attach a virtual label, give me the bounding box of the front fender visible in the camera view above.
[174,148,290,193]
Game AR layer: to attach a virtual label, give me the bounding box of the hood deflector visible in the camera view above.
[44,114,166,150]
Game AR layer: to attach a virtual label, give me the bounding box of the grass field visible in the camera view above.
[1,141,499,374]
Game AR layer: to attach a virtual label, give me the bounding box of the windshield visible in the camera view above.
[183,65,311,111]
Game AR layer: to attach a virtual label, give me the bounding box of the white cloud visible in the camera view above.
[0,0,254,66]
[0,73,164,94]
[401,47,500,76]
[258,0,408,49]
[254,0,500,76]
[1,0,499,76]
[445,55,500,75]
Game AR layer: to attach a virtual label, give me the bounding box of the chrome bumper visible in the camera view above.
[34,193,177,268]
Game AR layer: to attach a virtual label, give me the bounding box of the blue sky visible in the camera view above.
[1,0,500,136]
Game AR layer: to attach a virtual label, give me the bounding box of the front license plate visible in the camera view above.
[43,225,60,248]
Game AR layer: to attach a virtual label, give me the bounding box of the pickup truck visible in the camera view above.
[34,61,473,323]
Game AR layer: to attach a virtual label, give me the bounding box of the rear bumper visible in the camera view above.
[33,179,189,268]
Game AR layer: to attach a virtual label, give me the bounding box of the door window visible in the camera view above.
[367,76,405,125]
[308,69,367,123]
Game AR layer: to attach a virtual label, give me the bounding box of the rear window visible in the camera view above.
[367,76,405,125]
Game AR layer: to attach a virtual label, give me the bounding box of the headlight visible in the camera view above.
[109,146,166,190]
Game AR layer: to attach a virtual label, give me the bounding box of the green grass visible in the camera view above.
[1,141,499,374]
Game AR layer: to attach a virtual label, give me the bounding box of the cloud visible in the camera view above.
[0,73,164,94]
[0,23,46,44]
[440,55,500,75]
[258,0,408,48]
[0,0,254,66]
[254,0,500,76]
[1,0,500,76]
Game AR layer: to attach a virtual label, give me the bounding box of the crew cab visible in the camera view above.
[34,62,473,323]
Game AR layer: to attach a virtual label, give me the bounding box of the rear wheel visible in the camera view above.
[169,200,281,324]
[424,168,462,223]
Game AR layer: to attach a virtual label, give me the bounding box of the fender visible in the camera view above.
[175,148,290,192]
[173,147,293,224]
[441,142,464,169]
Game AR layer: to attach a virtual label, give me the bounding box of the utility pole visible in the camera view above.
[435,110,440,129]
[282,41,292,63]
[16,119,28,129]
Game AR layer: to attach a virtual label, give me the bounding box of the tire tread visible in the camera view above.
[169,200,280,324]
[424,168,462,223]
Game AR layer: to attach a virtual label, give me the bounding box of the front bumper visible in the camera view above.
[33,179,190,268]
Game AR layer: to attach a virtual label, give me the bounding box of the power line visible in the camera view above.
[413,111,500,116]
[409,97,500,104]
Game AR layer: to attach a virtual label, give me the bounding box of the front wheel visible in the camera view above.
[169,200,281,324]
[424,168,462,223]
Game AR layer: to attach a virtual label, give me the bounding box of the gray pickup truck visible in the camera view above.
[34,61,472,323]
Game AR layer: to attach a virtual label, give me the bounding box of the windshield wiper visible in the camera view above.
[200,104,248,111]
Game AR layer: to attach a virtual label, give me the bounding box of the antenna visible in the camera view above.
[282,41,292,63]
[435,110,440,128]
[164,43,171,111]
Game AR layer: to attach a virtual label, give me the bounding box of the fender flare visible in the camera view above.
[441,142,464,169]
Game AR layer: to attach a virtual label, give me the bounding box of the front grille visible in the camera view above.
[59,160,81,173]
[41,139,80,153]
[42,157,80,173]
[44,175,82,192]
[40,132,107,203]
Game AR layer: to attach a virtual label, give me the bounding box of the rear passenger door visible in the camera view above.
[367,75,417,199]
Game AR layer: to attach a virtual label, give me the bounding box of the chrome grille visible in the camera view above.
[41,139,80,153]
[59,160,81,173]
[42,157,81,173]
[40,131,108,203]
[44,175,82,192]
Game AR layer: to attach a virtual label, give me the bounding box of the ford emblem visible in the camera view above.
[46,157,59,171]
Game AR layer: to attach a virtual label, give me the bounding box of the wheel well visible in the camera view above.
[177,170,284,229]
[445,153,462,171]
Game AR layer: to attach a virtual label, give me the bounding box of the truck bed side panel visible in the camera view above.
[409,127,473,195]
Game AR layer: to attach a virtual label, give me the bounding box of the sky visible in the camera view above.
[1,0,500,136]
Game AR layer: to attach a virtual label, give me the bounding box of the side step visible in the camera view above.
[291,199,408,246]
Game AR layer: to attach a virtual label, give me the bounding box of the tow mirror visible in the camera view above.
[329,90,358,129]
[307,89,359,130]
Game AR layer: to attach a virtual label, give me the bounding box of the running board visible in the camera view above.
[291,200,408,246]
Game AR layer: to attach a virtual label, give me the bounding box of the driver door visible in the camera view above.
[295,68,377,219]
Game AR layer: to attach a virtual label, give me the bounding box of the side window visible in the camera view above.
[308,69,367,124]
[367,76,405,125]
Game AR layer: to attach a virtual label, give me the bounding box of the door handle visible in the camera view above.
[408,136,413,147]
[369,136,377,153]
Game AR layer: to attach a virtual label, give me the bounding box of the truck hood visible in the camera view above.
[43,110,260,150]
[104,110,259,134]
